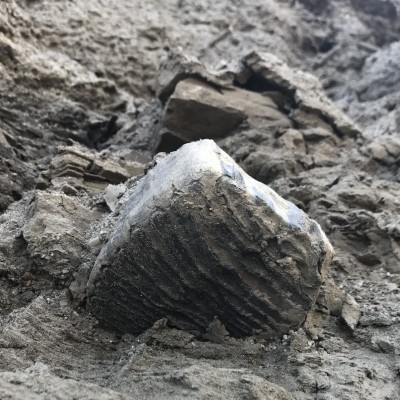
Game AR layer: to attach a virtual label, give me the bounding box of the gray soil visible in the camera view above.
[0,1,399,399]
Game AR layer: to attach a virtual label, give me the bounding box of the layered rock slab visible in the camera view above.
[87,140,333,337]
[163,78,292,141]
[156,50,360,146]
[241,52,360,137]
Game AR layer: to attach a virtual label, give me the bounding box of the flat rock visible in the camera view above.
[23,192,101,280]
[104,183,127,212]
[163,78,292,141]
[87,140,333,338]
[341,294,361,331]
[156,50,235,102]
[38,144,145,193]
[242,52,360,137]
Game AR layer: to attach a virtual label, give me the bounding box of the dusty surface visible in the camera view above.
[0,0,400,399]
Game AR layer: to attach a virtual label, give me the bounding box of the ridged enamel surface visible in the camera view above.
[87,140,333,337]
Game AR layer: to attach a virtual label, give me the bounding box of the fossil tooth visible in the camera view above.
[87,140,333,338]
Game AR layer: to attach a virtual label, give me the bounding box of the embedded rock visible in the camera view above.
[316,278,346,316]
[104,183,127,212]
[156,50,235,103]
[242,52,360,137]
[156,50,359,164]
[22,192,102,280]
[37,144,145,193]
[87,140,333,338]
[163,78,292,141]
[341,294,361,331]
[0,130,12,157]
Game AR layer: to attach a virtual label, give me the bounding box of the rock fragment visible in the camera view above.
[37,144,145,193]
[157,50,357,150]
[23,192,101,280]
[360,306,393,327]
[371,335,398,354]
[341,294,361,331]
[0,129,12,158]
[87,140,333,338]
[156,50,235,102]
[316,278,345,316]
[103,183,127,212]
[366,135,400,165]
[163,78,291,141]
[242,52,360,137]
